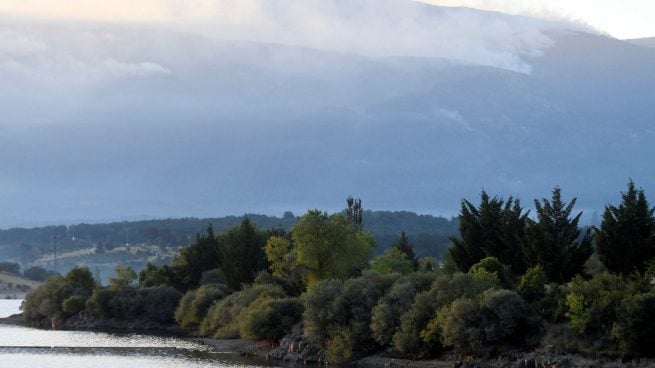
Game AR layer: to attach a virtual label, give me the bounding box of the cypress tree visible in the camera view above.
[596,181,655,275]
[449,191,528,274]
[524,187,593,283]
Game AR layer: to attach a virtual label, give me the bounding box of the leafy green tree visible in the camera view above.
[523,187,592,283]
[393,232,418,270]
[217,218,268,290]
[449,191,529,274]
[139,263,176,288]
[293,210,374,288]
[371,247,414,275]
[264,235,305,293]
[108,266,137,290]
[596,181,655,275]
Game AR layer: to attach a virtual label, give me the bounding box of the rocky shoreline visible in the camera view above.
[2,314,655,368]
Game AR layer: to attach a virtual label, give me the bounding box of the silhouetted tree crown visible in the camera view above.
[596,181,655,275]
[524,187,593,283]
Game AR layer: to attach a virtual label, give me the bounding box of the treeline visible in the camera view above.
[0,262,56,282]
[22,182,655,363]
[2,211,456,262]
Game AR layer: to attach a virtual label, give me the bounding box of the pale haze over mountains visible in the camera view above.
[1,0,654,227]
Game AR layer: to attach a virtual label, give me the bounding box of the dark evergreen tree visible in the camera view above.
[346,196,364,227]
[218,218,268,290]
[172,225,220,291]
[449,191,529,274]
[524,187,593,283]
[392,231,418,270]
[596,181,655,275]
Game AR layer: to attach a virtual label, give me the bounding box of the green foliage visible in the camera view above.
[392,273,498,357]
[393,232,418,270]
[86,287,114,318]
[137,286,183,324]
[139,263,176,288]
[303,272,396,353]
[239,297,304,341]
[172,225,220,291]
[108,266,137,291]
[371,274,435,347]
[429,290,528,352]
[217,218,268,290]
[264,236,305,295]
[22,267,97,326]
[469,257,513,288]
[23,266,55,282]
[0,261,21,275]
[62,295,87,315]
[200,268,225,285]
[64,266,95,297]
[22,275,67,325]
[449,191,529,275]
[293,210,375,288]
[565,273,640,337]
[612,293,655,356]
[175,284,231,328]
[327,327,354,365]
[524,187,593,283]
[200,283,286,338]
[371,247,414,275]
[596,181,655,275]
[518,266,547,303]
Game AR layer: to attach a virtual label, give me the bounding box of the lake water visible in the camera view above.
[0,300,289,368]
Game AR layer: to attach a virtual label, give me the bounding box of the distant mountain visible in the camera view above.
[627,37,655,48]
[0,1,653,227]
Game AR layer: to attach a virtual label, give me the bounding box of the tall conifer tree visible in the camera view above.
[449,191,528,274]
[596,181,655,275]
[524,187,593,282]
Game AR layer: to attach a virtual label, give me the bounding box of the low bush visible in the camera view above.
[239,297,304,340]
[200,283,286,338]
[175,284,231,328]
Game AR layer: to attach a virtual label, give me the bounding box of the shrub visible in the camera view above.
[469,257,513,288]
[22,276,66,325]
[86,287,115,318]
[62,295,87,316]
[327,327,354,365]
[612,293,655,356]
[431,290,528,352]
[565,273,638,337]
[175,284,231,328]
[303,271,396,354]
[239,297,304,341]
[518,266,547,303]
[392,273,498,357]
[302,279,344,344]
[200,283,286,338]
[370,273,434,347]
[138,286,183,323]
[371,247,414,275]
[175,290,196,327]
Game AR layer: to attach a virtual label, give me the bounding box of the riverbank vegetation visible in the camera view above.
[21,183,655,363]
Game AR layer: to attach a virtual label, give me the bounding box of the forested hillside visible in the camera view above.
[0,210,458,280]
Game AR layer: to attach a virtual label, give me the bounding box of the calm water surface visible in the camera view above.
[0,300,288,368]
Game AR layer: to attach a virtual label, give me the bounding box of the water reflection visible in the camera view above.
[0,301,292,368]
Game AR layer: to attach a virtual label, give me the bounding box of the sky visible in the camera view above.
[0,0,653,39]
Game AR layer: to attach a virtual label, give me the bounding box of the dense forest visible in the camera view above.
[0,210,457,265]
[21,182,655,364]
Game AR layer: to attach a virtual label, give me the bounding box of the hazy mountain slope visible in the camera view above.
[627,37,655,48]
[0,2,653,227]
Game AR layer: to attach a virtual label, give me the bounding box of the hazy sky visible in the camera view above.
[0,0,653,39]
